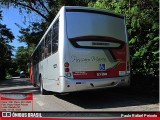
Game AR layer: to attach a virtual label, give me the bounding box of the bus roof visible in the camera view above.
[64,6,124,19]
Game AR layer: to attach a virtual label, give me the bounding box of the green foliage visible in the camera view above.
[0,0,96,23]
[89,0,159,77]
[18,22,46,45]
[0,0,51,22]
[7,58,19,77]
[15,22,44,74]
[0,11,15,79]
[15,45,34,73]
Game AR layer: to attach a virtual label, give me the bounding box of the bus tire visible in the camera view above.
[33,83,37,87]
[40,76,47,95]
[31,75,36,87]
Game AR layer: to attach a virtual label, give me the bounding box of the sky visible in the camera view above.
[1,6,41,55]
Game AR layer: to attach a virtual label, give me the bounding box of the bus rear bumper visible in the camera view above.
[59,76,130,93]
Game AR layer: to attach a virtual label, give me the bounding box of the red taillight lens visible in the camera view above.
[65,68,70,72]
[64,62,69,67]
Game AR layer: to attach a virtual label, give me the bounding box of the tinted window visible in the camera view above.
[39,40,44,61]
[52,19,59,53]
[33,48,39,65]
[46,30,51,56]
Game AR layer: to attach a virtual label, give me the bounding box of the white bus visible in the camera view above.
[31,6,130,94]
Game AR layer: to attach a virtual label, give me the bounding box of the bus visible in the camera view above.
[30,6,130,95]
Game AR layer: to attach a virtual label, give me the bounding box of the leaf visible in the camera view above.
[152,50,159,55]
[146,33,154,39]
[153,36,159,41]
[129,38,136,44]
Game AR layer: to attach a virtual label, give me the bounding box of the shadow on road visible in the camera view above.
[0,78,40,94]
[55,75,159,110]
[55,87,159,110]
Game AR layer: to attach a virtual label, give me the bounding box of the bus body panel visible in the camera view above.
[43,52,60,91]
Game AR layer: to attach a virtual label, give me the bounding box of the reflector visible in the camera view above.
[65,68,70,72]
[64,62,69,67]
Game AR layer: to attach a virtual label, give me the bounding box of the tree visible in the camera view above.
[15,46,32,73]
[18,22,46,46]
[0,0,96,23]
[0,11,15,79]
[89,0,159,78]
[0,0,52,22]
[7,58,19,77]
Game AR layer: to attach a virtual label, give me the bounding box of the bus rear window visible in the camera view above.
[66,11,126,42]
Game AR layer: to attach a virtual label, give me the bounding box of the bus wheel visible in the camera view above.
[31,76,36,87]
[33,82,36,87]
[40,76,46,95]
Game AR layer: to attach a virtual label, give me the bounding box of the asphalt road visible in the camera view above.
[0,78,159,112]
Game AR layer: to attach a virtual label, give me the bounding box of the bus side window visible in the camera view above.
[44,37,49,58]
[47,30,51,56]
[52,19,59,54]
[33,49,39,65]
[41,39,45,60]
[44,30,52,58]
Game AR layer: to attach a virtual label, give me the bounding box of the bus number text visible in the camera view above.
[97,72,107,76]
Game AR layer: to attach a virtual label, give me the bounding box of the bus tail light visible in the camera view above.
[65,68,70,72]
[64,62,69,67]
[64,62,72,78]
